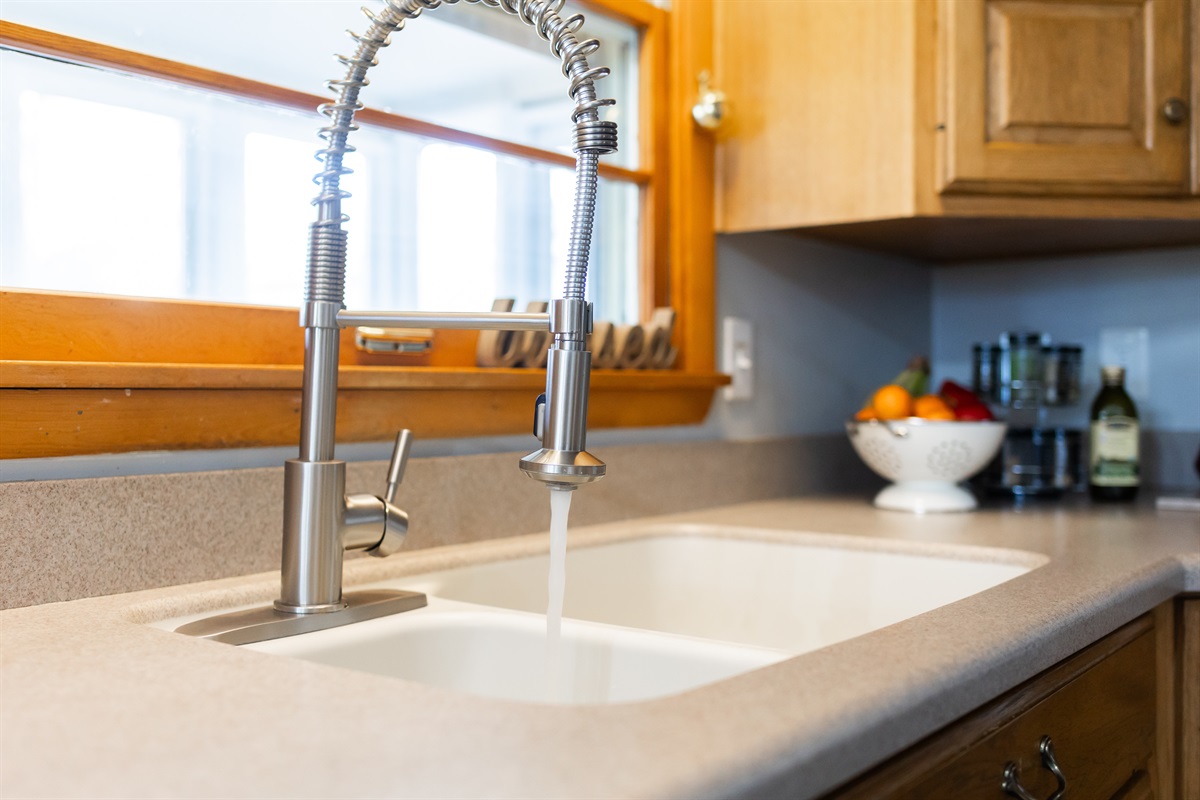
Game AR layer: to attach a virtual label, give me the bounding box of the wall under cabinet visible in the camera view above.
[930,246,1200,488]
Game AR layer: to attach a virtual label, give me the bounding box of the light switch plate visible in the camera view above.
[721,317,754,401]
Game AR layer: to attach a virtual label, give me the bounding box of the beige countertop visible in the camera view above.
[2,496,1198,799]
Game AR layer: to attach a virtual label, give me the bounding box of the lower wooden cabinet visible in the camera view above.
[826,597,1198,799]
[1180,599,1200,800]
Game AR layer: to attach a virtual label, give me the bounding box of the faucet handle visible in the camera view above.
[384,429,413,505]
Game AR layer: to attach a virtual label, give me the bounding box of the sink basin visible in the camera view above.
[169,526,1043,706]
[244,598,785,705]
[384,528,1042,653]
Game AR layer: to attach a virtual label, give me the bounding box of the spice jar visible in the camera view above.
[998,331,1045,408]
[1043,344,1082,406]
[972,343,1000,402]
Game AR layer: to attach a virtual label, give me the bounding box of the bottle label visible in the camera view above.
[1090,417,1140,487]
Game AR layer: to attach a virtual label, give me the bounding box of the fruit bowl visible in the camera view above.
[846,419,1007,513]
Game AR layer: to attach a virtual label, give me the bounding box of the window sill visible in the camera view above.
[0,360,727,458]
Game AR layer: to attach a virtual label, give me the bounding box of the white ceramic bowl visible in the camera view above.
[846,419,1007,513]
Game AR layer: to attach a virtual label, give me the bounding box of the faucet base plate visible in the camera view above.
[175,589,427,646]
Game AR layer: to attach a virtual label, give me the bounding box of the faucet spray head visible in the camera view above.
[520,447,606,489]
[519,299,605,488]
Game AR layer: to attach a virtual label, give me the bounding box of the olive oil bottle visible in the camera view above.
[1089,366,1140,502]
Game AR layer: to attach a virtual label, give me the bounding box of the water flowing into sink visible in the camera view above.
[545,487,572,701]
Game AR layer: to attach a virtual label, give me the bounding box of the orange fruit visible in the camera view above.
[872,384,913,420]
[913,394,952,419]
[854,405,879,421]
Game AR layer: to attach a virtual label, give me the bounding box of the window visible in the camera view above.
[0,1,721,458]
[0,1,641,319]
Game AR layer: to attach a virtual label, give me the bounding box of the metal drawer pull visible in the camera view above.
[1002,736,1067,800]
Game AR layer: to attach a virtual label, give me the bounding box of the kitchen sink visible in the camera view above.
[382,528,1042,653]
[244,597,785,705]
[169,526,1044,705]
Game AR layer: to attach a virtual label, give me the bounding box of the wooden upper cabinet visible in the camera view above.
[708,0,1200,259]
[943,0,1191,195]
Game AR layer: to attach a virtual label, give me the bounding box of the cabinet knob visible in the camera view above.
[1162,97,1188,125]
[692,70,727,131]
[1001,736,1067,800]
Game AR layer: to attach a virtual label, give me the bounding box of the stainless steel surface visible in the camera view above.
[278,459,347,612]
[384,430,412,505]
[339,310,549,331]
[1162,97,1188,124]
[299,326,341,463]
[520,299,606,486]
[276,430,413,613]
[979,427,1083,498]
[1038,737,1066,799]
[518,446,605,488]
[177,590,427,645]
[1001,764,1039,800]
[1001,736,1066,800]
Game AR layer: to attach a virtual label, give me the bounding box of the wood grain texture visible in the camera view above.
[1154,602,1178,800]
[827,613,1163,799]
[0,289,727,458]
[713,0,1200,251]
[1180,598,1200,800]
[0,374,723,458]
[794,215,1200,263]
[669,0,717,372]
[0,289,478,368]
[1193,0,1200,194]
[943,0,1189,194]
[715,0,919,230]
[992,3,1141,135]
[641,1,672,317]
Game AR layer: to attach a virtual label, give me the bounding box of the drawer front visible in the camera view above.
[900,629,1158,799]
[828,614,1165,800]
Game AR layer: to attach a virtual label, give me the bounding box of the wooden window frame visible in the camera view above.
[0,1,722,459]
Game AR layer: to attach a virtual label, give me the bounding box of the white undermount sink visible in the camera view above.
[220,526,1044,706]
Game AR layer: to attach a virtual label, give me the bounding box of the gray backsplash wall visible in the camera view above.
[930,246,1200,489]
[709,232,933,439]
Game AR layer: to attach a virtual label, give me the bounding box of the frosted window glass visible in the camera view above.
[15,93,185,297]
[244,133,370,307]
[2,0,638,169]
[416,144,498,311]
[0,49,640,323]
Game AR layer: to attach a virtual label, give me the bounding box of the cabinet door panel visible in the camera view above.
[942,0,1190,195]
[895,629,1159,799]
[826,614,1167,800]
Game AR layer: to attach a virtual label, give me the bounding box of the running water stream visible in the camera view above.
[545,487,573,701]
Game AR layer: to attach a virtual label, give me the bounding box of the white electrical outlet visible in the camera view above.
[721,317,754,401]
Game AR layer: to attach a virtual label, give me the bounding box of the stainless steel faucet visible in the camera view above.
[178,0,615,645]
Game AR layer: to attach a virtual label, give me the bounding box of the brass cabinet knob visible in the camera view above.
[692,70,727,131]
[1162,97,1189,125]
